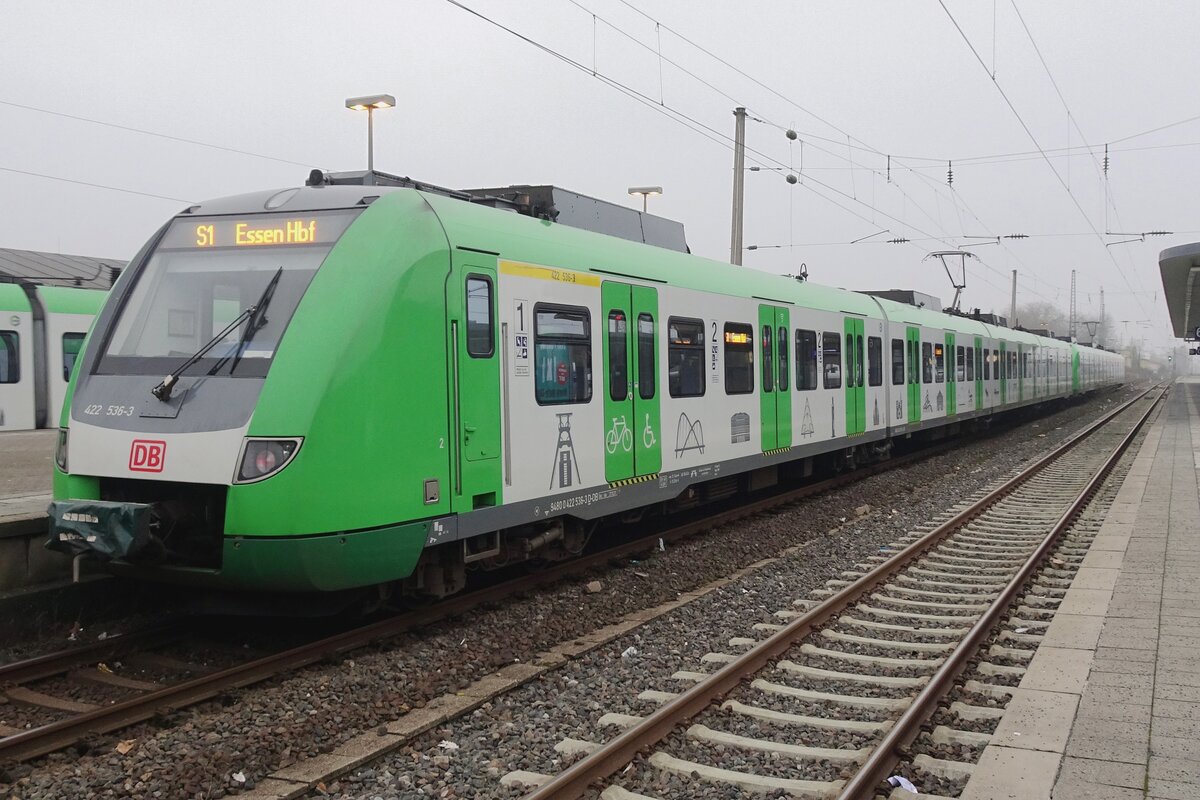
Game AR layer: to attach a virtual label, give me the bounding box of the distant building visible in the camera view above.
[0,247,126,290]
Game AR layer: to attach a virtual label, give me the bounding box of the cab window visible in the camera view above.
[62,333,85,381]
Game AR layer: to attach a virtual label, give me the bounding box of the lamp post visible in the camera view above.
[628,186,662,213]
[345,94,396,183]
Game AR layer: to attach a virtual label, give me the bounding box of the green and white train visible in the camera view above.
[48,174,1124,598]
[0,283,106,431]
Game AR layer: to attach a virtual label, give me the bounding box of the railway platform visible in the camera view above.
[961,378,1200,800]
[0,429,60,590]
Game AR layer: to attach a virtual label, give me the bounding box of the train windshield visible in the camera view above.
[98,210,358,377]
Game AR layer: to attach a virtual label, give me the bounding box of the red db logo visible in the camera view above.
[129,440,166,473]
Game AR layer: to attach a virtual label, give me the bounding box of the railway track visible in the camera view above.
[507,385,1163,800]
[0,403,1029,766]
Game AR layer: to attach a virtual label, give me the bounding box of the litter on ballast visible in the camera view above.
[887,775,918,793]
[621,646,638,659]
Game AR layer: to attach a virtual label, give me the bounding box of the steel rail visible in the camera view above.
[839,385,1163,798]
[0,624,184,686]
[0,390,1122,763]
[521,385,1160,800]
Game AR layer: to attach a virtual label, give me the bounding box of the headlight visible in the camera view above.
[55,428,69,473]
[234,438,302,484]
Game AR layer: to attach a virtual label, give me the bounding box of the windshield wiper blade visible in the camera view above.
[151,305,255,402]
[226,266,283,376]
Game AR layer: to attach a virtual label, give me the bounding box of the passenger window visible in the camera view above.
[934,343,945,383]
[62,333,85,381]
[777,326,789,392]
[637,314,655,400]
[868,336,882,387]
[761,325,774,393]
[891,338,904,385]
[668,317,705,398]
[983,349,991,381]
[465,276,494,357]
[965,346,974,381]
[0,331,18,384]
[922,342,933,384]
[608,310,628,402]
[534,305,592,405]
[822,332,842,389]
[956,346,966,382]
[795,329,817,390]
[724,323,754,394]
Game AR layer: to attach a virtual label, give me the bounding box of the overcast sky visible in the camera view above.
[3,1,1197,354]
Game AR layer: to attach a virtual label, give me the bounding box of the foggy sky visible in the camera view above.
[2,0,1197,354]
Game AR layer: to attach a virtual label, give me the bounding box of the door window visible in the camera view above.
[637,314,655,400]
[891,338,904,385]
[465,276,494,357]
[777,326,789,392]
[607,310,628,401]
[761,324,773,393]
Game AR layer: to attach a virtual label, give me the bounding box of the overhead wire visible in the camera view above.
[936,0,1152,319]
[0,165,194,204]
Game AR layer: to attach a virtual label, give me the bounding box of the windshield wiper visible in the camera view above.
[151,306,255,402]
[150,266,284,402]
[209,266,283,377]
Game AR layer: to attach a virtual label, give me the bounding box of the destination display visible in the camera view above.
[159,211,357,249]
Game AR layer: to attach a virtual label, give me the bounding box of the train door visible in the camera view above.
[602,282,661,482]
[1072,348,1081,393]
[944,332,957,416]
[999,341,1008,404]
[843,317,865,435]
[974,336,983,411]
[906,327,921,424]
[1017,344,1024,401]
[757,305,791,452]
[450,263,502,511]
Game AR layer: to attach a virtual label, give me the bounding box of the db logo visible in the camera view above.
[129,440,166,473]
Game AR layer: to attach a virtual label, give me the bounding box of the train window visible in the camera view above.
[637,314,655,400]
[777,326,789,392]
[761,325,774,393]
[955,346,965,382]
[668,317,706,398]
[534,305,592,405]
[983,349,991,381]
[934,343,944,383]
[1022,352,1030,379]
[0,331,18,384]
[867,336,883,387]
[965,346,974,381]
[62,333,85,381]
[724,322,754,394]
[795,329,817,390]
[465,276,494,358]
[854,334,865,387]
[922,342,933,384]
[891,339,904,385]
[822,332,842,389]
[608,310,628,402]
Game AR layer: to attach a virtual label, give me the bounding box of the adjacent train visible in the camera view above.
[0,283,106,431]
[48,175,1124,600]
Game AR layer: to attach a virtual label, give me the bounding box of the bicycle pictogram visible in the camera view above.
[606,415,634,454]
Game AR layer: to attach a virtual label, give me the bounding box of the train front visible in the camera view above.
[48,186,457,595]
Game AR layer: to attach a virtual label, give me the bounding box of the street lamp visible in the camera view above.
[628,186,662,213]
[345,93,395,180]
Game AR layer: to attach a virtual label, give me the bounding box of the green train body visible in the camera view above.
[49,181,1124,597]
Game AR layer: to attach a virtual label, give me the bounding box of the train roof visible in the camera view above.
[37,285,108,315]
[0,282,31,313]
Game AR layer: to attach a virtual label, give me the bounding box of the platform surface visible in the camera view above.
[963,378,1200,800]
[0,429,54,531]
